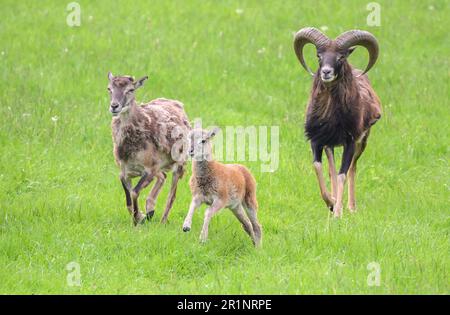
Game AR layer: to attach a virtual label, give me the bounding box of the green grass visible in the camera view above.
[0,0,448,294]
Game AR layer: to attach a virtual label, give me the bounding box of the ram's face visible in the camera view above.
[316,47,354,83]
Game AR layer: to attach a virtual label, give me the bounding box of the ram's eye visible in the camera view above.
[127,89,135,94]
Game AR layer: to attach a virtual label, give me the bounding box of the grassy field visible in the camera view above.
[0,0,448,294]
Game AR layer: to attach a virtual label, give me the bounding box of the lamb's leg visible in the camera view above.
[243,206,262,247]
[131,172,154,225]
[160,167,183,224]
[334,140,355,218]
[120,175,133,216]
[182,197,202,232]
[145,172,166,221]
[311,142,334,210]
[325,147,337,201]
[200,200,224,243]
[233,204,257,246]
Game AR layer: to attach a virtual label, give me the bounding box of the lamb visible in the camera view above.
[293,28,382,217]
[107,72,191,225]
[182,128,262,247]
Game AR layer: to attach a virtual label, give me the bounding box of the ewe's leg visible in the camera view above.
[161,167,183,224]
[145,172,166,221]
[334,141,355,218]
[131,172,154,225]
[325,147,337,201]
[311,142,334,210]
[200,200,224,243]
[120,175,133,215]
[182,197,202,232]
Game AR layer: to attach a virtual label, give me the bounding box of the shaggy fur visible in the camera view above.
[108,73,191,225]
[305,67,381,147]
[294,28,382,217]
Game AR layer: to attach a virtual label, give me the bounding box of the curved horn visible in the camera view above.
[294,27,331,76]
[335,30,379,76]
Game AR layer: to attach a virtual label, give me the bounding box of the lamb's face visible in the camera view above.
[107,72,148,116]
[189,129,212,161]
[189,128,220,161]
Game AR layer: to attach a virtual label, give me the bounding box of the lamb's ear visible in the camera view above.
[134,76,149,89]
[108,71,114,81]
[206,127,221,139]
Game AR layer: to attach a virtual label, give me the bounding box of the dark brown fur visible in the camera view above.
[305,64,381,147]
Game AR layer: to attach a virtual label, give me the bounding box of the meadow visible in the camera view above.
[0,0,448,294]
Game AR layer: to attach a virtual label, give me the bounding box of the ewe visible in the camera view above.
[182,128,262,247]
[107,72,191,225]
[294,28,382,217]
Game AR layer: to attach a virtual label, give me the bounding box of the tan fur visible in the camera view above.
[182,129,261,247]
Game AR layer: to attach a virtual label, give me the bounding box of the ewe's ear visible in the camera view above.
[108,71,114,81]
[206,127,221,139]
[134,76,149,89]
[346,47,356,57]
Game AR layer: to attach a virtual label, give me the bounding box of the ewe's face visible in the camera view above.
[108,76,135,116]
[317,47,354,83]
[107,72,148,116]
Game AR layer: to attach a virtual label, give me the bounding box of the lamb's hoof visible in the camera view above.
[146,210,155,221]
[328,205,334,212]
[183,226,190,232]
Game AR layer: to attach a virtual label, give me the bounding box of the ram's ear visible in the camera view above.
[108,71,114,81]
[346,47,356,57]
[206,127,221,139]
[134,76,149,89]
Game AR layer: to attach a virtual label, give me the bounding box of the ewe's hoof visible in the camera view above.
[182,226,190,232]
[146,210,155,221]
[133,214,147,226]
[328,205,334,212]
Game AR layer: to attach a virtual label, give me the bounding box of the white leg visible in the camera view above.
[199,200,224,243]
[182,197,201,232]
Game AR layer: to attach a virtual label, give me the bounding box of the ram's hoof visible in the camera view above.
[183,226,190,232]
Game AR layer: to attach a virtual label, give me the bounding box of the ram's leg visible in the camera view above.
[334,140,355,218]
[311,142,334,210]
[145,172,166,221]
[160,166,184,224]
[325,147,337,201]
[199,200,225,243]
[348,134,368,212]
[120,175,133,216]
[131,172,154,225]
[182,197,202,232]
